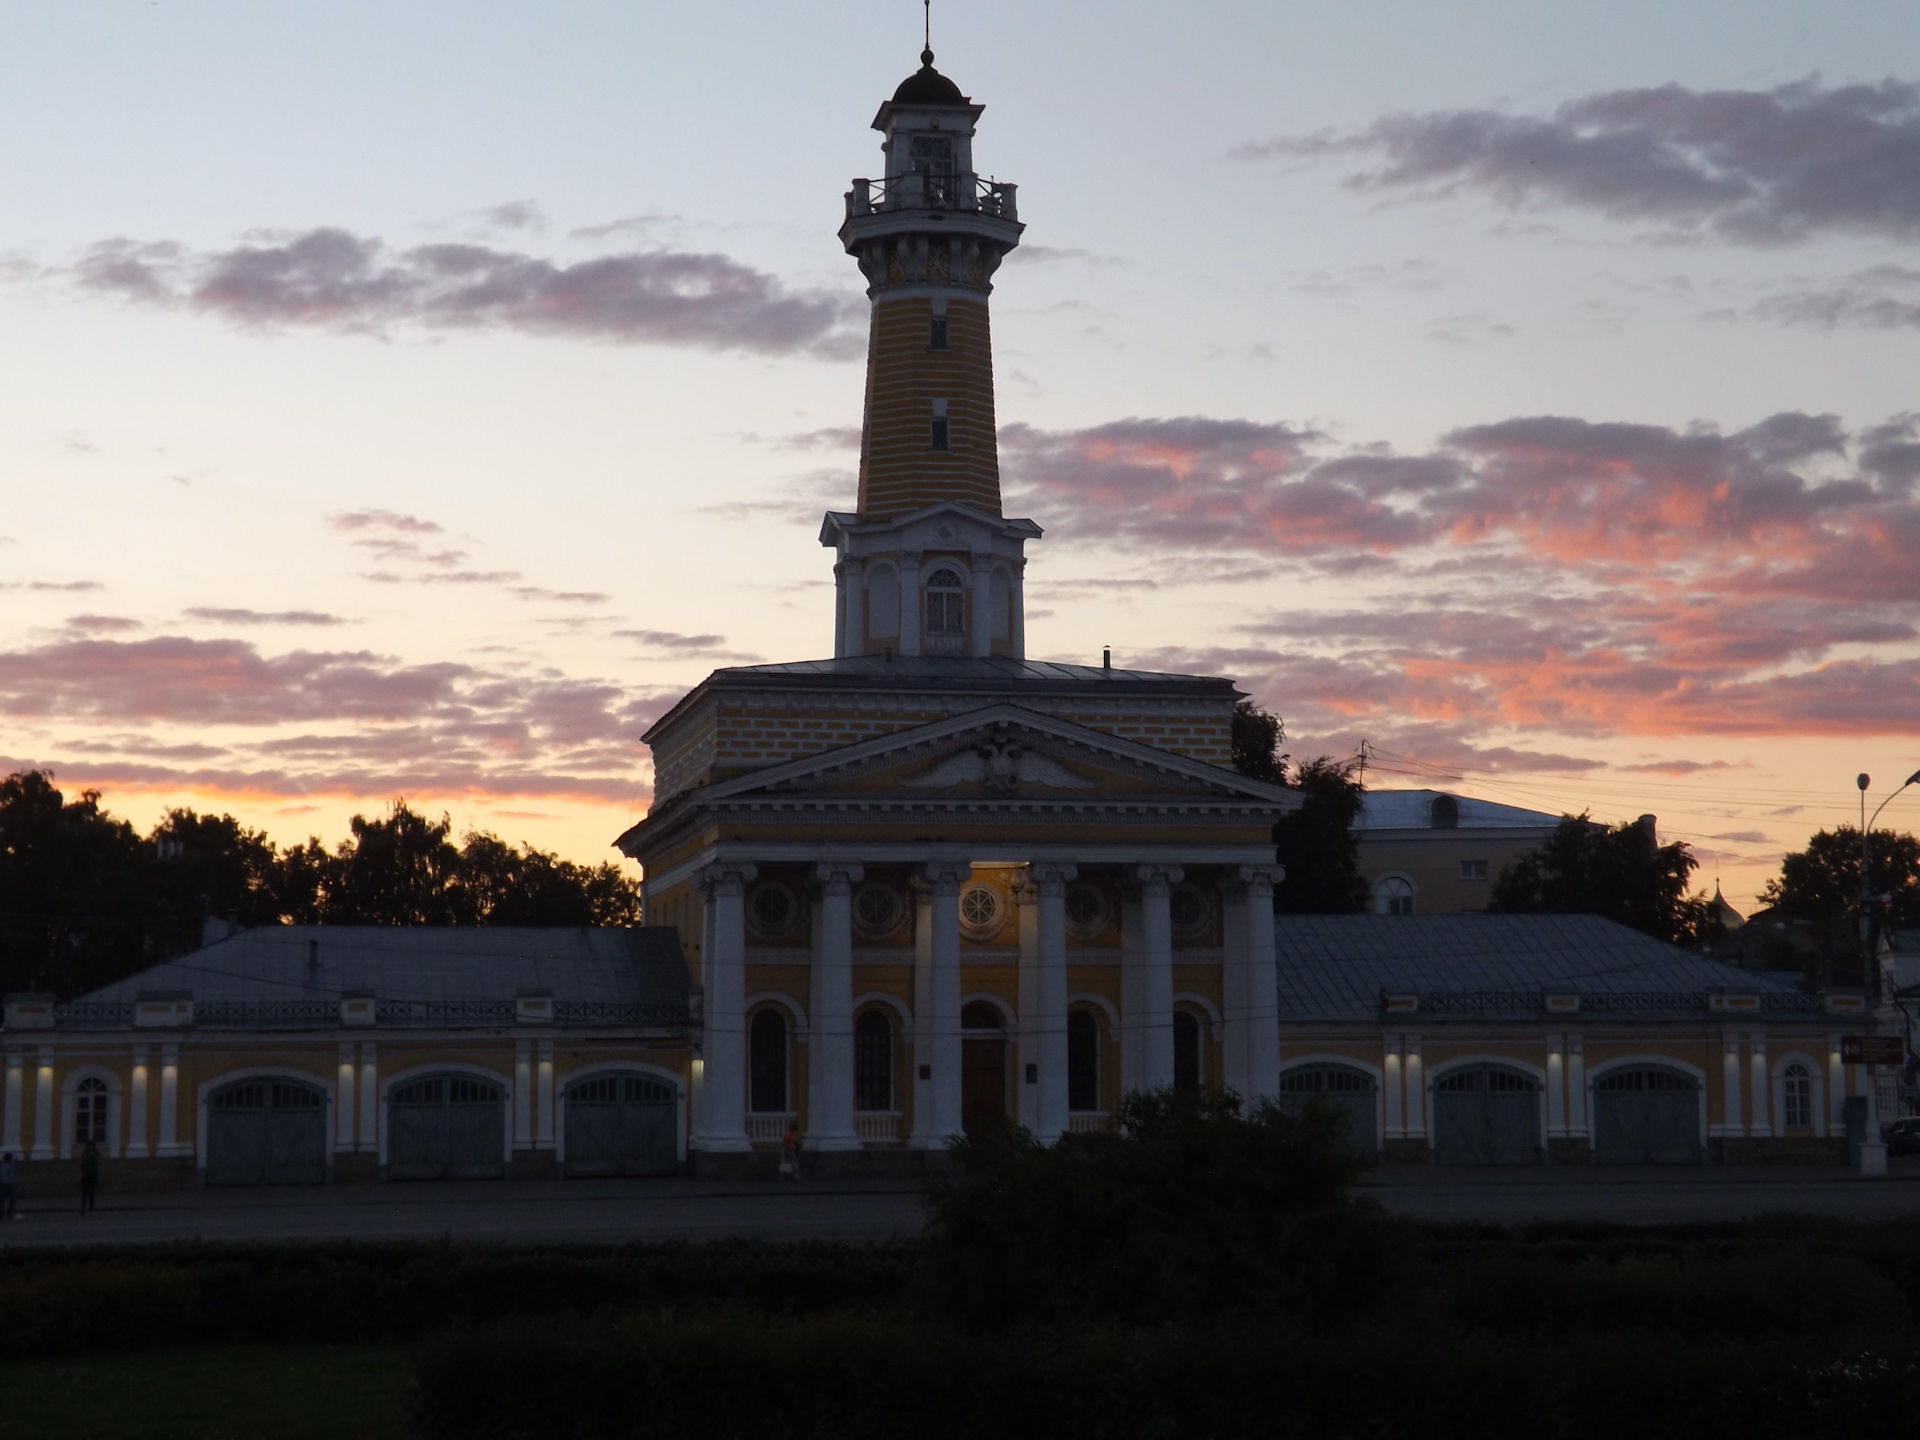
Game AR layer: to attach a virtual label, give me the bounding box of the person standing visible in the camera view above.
[79,1140,99,1216]
[779,1122,800,1182]
[0,1152,15,1220]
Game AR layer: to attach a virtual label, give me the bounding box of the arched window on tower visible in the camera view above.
[925,568,966,651]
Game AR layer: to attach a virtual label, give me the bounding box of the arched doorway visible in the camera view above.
[1593,1066,1701,1164]
[1432,1065,1541,1165]
[960,1001,1007,1135]
[388,1074,507,1180]
[564,1072,678,1177]
[206,1076,328,1186]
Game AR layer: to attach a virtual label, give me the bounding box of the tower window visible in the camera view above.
[925,567,966,636]
[930,398,951,452]
[929,314,949,349]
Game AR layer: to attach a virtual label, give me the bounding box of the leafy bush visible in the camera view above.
[922,1086,1408,1325]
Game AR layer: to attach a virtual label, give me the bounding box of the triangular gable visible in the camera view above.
[697,703,1302,808]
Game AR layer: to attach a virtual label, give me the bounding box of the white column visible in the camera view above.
[1032,862,1075,1144]
[1748,1035,1771,1137]
[837,559,864,657]
[697,862,756,1151]
[125,1047,150,1159]
[1404,1036,1426,1139]
[806,862,863,1151]
[357,1045,378,1153]
[968,551,993,658]
[157,1043,184,1157]
[1010,557,1027,660]
[1546,1036,1566,1139]
[1239,865,1281,1104]
[1719,1034,1744,1135]
[1118,889,1146,1094]
[31,1045,55,1160]
[911,861,966,1146]
[3,1050,23,1155]
[1133,865,1181,1090]
[898,551,923,657]
[514,1041,533,1149]
[1828,1033,1846,1134]
[1383,1037,1404,1137]
[336,1043,357,1151]
[1015,875,1041,1131]
[1567,1035,1587,1138]
[537,1040,555,1149]
[1218,880,1249,1098]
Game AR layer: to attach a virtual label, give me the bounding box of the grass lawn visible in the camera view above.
[0,1344,411,1440]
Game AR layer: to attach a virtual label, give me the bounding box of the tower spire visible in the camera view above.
[923,0,932,64]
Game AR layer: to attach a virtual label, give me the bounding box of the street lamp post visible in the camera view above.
[1853,768,1920,1179]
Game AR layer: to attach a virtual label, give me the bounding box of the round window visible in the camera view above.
[1064,882,1110,942]
[958,882,1004,941]
[853,883,904,939]
[1168,883,1212,939]
[747,882,798,939]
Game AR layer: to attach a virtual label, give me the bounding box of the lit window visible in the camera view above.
[929,315,949,350]
[1782,1062,1813,1129]
[1460,860,1489,881]
[1375,876,1415,915]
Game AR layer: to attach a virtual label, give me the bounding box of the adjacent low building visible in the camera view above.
[1354,790,1564,915]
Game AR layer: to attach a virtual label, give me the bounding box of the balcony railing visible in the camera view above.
[845,173,1017,221]
[746,1112,795,1145]
[1067,1112,1112,1135]
[855,1111,903,1144]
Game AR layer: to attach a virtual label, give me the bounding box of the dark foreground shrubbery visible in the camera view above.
[922,1087,1409,1324]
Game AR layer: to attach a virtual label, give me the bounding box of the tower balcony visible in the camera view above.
[845,172,1018,222]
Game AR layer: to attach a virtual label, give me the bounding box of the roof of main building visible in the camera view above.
[1273,913,1814,1022]
[700,655,1236,689]
[62,926,691,1031]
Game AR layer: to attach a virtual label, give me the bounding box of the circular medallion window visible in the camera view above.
[853,883,904,939]
[747,882,798,939]
[1168,883,1212,940]
[1063,882,1110,942]
[958,882,1004,942]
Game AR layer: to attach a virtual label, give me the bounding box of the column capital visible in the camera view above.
[899,549,923,570]
[1030,861,1078,895]
[1238,864,1284,895]
[921,860,970,893]
[814,861,865,894]
[1131,863,1184,896]
[969,549,994,571]
[699,861,758,896]
[836,556,864,576]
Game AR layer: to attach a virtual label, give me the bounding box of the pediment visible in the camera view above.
[697,704,1301,809]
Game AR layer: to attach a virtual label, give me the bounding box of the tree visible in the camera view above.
[1228,705,1370,913]
[321,801,465,925]
[1761,827,1920,930]
[454,831,643,927]
[1491,813,1720,947]
[0,770,147,995]
[141,808,283,955]
[1230,699,1288,785]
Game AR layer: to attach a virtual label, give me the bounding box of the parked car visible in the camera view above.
[1884,1116,1920,1156]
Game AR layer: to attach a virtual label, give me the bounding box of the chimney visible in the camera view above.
[1102,647,1111,674]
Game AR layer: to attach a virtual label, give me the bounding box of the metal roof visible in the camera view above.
[1273,914,1815,1022]
[1353,789,1563,832]
[59,927,691,1031]
[712,655,1236,688]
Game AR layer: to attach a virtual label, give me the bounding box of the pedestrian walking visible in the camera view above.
[79,1140,99,1215]
[779,1122,800,1181]
[0,1151,15,1220]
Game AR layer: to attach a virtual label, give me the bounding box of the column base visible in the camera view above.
[801,1135,863,1153]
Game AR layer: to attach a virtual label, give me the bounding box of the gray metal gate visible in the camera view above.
[206,1078,327,1186]
[1432,1065,1541,1165]
[563,1073,678,1177]
[387,1075,506,1180]
[1593,1067,1701,1164]
[1277,1064,1379,1157]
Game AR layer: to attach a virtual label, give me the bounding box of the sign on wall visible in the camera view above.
[1841,1036,1905,1066]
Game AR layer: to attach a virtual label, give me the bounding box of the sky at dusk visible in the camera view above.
[3,1,1918,909]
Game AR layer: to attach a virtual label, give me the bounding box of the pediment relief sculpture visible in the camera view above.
[902,727,1098,795]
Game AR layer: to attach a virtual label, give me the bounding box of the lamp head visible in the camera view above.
[1858,773,1872,792]
[1905,769,1920,788]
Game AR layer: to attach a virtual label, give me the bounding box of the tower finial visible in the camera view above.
[922,0,933,66]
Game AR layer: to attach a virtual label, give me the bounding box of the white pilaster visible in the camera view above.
[357,1045,378,1152]
[514,1041,533,1149]
[1828,1032,1846,1134]
[336,1043,357,1151]
[1010,557,1026,660]
[1133,865,1181,1090]
[1716,1034,1744,1135]
[157,1043,184,1157]
[537,1040,555,1149]
[806,862,863,1150]
[696,862,756,1152]
[968,551,993,658]
[1118,889,1145,1094]
[1748,1034,1770,1137]
[3,1050,23,1155]
[911,861,967,1146]
[837,558,864,657]
[1383,1037,1404,1137]
[1031,862,1075,1144]
[31,1045,54,1160]
[1014,875,1041,1131]
[1404,1036,1426,1139]
[1546,1036,1567,1139]
[1239,865,1281,1103]
[1567,1034,1587,1138]
[898,551,923,657]
[122,1052,148,1159]
[1218,880,1249,1098]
